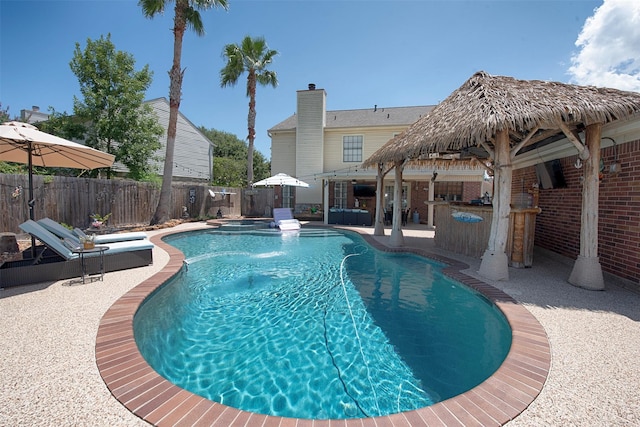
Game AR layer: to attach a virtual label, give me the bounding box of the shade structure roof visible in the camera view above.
[363,71,640,167]
[252,173,309,187]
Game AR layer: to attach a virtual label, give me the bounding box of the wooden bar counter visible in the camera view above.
[434,203,541,268]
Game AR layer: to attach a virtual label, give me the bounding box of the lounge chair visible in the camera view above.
[37,217,147,244]
[74,227,147,244]
[273,208,301,231]
[0,220,153,287]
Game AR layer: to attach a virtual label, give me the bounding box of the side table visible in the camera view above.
[71,245,109,284]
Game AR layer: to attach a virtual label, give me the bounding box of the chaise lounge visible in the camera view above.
[0,220,153,288]
[37,217,148,244]
[272,208,301,231]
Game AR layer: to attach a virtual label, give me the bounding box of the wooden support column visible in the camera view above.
[569,122,605,290]
[389,161,405,247]
[479,128,511,280]
[373,163,386,236]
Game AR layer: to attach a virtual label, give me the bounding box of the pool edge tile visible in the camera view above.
[96,225,551,426]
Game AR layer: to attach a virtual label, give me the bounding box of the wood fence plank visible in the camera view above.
[0,174,249,234]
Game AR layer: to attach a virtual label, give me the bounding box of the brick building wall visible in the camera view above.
[462,182,482,203]
[513,138,640,283]
[325,180,482,225]
[411,181,428,222]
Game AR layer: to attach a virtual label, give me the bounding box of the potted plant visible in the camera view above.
[90,212,112,229]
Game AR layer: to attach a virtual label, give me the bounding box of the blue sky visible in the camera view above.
[1,0,639,160]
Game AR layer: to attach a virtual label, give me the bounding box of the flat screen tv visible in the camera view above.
[535,159,567,189]
[353,184,376,198]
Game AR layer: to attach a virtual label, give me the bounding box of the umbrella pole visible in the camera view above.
[28,145,36,258]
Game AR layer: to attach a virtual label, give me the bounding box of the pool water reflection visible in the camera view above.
[134,228,511,420]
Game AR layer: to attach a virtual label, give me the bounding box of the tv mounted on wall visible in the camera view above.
[535,159,567,189]
[353,184,376,198]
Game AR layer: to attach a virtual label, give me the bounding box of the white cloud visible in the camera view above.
[568,0,640,91]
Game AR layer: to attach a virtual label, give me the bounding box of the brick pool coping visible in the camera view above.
[96,226,550,426]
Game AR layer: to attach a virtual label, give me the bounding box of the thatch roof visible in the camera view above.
[404,156,492,172]
[363,71,640,167]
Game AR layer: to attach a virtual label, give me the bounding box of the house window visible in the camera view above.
[283,185,294,208]
[343,135,363,162]
[334,181,347,208]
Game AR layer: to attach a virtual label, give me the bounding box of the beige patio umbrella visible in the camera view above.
[0,121,114,251]
[364,71,640,286]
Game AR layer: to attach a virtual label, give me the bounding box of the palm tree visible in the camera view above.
[220,35,278,186]
[139,0,228,225]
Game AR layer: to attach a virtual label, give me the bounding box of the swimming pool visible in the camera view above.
[133,228,511,420]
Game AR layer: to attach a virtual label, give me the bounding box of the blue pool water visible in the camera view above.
[134,228,511,420]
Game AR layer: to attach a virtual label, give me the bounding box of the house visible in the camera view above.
[268,84,489,225]
[138,98,213,182]
[20,106,50,124]
[18,98,213,182]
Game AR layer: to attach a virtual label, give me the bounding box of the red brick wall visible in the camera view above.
[462,182,482,202]
[411,181,428,222]
[513,138,640,283]
[324,180,480,225]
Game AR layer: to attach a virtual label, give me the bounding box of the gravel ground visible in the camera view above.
[1,222,638,426]
[456,249,640,427]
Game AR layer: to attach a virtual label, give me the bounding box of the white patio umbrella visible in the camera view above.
[0,121,115,223]
[252,172,309,188]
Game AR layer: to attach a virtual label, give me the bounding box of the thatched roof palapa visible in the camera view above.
[363,71,640,284]
[363,71,640,167]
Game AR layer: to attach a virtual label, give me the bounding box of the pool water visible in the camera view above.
[134,228,511,420]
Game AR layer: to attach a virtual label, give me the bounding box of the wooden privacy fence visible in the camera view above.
[0,173,248,234]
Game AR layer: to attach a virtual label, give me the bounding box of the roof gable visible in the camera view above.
[144,97,214,147]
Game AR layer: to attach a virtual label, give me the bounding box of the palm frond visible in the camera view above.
[184,7,205,36]
[138,0,165,17]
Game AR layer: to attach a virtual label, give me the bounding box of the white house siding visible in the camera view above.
[268,85,489,215]
[323,127,406,173]
[295,88,326,203]
[270,130,296,176]
[147,98,213,182]
[20,107,50,124]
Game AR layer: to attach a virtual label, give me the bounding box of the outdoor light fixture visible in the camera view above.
[602,137,620,174]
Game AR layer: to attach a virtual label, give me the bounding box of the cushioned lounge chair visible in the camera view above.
[0,220,153,288]
[74,227,148,244]
[37,217,147,244]
[273,208,301,231]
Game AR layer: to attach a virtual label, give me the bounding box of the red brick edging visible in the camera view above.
[96,227,550,426]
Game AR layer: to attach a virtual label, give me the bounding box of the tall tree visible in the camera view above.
[140,0,228,225]
[70,34,163,179]
[220,35,278,185]
[199,127,270,186]
[37,108,86,146]
[0,101,22,173]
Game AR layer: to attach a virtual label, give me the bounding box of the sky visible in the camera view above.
[1,0,639,160]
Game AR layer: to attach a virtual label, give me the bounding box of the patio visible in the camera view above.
[0,221,638,426]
